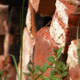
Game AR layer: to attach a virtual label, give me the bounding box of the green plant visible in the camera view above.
[24,48,68,80]
[10,55,20,80]
[0,57,8,80]
[76,17,80,66]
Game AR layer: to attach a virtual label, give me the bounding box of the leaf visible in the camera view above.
[47,56,56,63]
[34,69,39,75]
[10,54,20,80]
[62,71,68,77]
[0,77,2,80]
[57,47,63,55]
[48,65,54,68]
[0,70,3,76]
[58,52,62,59]
[42,63,48,73]
[4,75,7,80]
[53,49,57,53]
[59,61,68,72]
[41,76,49,80]
[23,73,31,76]
[35,65,41,71]
[76,16,80,67]
[50,70,54,75]
[27,65,32,73]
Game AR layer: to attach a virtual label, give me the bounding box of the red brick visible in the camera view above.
[34,26,58,79]
[50,0,80,53]
[30,0,56,16]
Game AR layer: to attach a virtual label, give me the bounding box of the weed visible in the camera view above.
[24,48,68,80]
[76,17,80,66]
[0,57,8,80]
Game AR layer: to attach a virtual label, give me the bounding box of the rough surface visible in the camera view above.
[50,0,80,53]
[30,0,56,16]
[34,26,58,78]
[67,39,80,80]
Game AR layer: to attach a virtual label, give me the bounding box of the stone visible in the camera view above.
[67,39,80,80]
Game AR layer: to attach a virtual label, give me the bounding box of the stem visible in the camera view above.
[20,0,25,80]
[77,17,80,67]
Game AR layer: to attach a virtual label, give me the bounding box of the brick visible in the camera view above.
[0,55,10,71]
[26,1,52,38]
[67,39,80,80]
[30,0,56,16]
[26,1,37,39]
[34,26,58,78]
[50,0,80,53]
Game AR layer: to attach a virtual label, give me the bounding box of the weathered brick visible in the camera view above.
[30,0,56,16]
[34,26,58,78]
[50,0,80,53]
[67,39,80,80]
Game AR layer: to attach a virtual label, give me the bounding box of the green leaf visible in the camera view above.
[27,65,32,73]
[48,65,54,68]
[42,63,48,73]
[47,56,56,63]
[62,71,68,77]
[0,77,2,80]
[53,49,57,53]
[23,73,31,76]
[58,52,62,59]
[57,47,63,55]
[49,70,54,78]
[41,76,49,80]
[4,75,7,80]
[10,54,20,80]
[59,61,68,72]
[0,70,3,76]
[34,69,39,75]
[35,65,41,71]
[49,75,58,80]
[76,17,80,67]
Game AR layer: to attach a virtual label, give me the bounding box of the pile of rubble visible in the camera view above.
[0,0,80,80]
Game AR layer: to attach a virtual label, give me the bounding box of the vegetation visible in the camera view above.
[0,57,7,80]
[24,48,68,80]
[76,17,80,66]
[1,0,80,80]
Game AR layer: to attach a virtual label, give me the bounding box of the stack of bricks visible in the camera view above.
[21,0,80,80]
[0,0,80,80]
